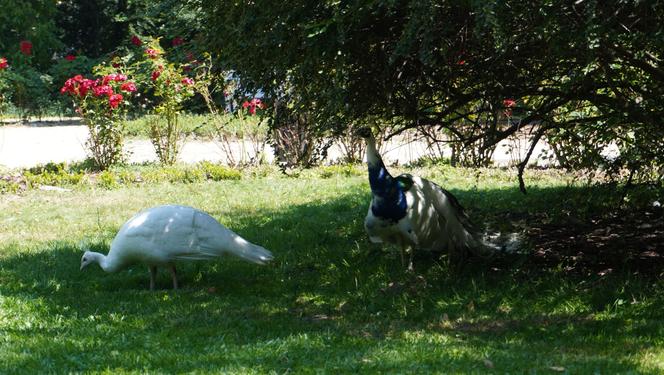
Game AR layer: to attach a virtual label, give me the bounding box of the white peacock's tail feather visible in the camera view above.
[441,187,524,256]
[482,230,525,254]
[437,188,495,260]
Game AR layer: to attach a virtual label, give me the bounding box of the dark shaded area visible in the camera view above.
[526,206,664,277]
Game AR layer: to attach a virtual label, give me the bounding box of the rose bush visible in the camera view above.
[60,73,137,170]
[0,57,8,115]
[135,39,196,165]
[194,57,269,166]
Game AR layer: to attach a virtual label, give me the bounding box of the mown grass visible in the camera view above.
[0,167,662,373]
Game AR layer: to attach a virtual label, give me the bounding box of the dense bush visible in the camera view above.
[200,0,664,189]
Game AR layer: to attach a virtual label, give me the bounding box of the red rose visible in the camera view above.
[114,74,128,82]
[120,82,137,93]
[19,40,32,56]
[181,77,194,86]
[145,49,160,59]
[60,79,73,95]
[172,37,184,47]
[503,99,516,108]
[0,57,8,69]
[109,94,123,109]
[102,74,117,86]
[64,54,76,61]
[242,101,250,109]
[250,98,265,108]
[79,79,95,97]
[93,85,114,97]
[131,36,142,47]
[151,70,161,81]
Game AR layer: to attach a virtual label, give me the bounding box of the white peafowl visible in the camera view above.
[80,205,273,290]
[357,127,495,270]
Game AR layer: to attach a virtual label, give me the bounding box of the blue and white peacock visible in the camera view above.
[80,205,274,290]
[357,127,494,270]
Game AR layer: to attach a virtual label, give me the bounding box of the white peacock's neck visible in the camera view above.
[90,251,120,273]
[365,136,382,165]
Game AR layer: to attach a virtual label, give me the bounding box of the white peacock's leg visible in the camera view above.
[170,266,178,290]
[149,266,157,290]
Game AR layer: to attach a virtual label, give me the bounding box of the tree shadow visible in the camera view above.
[0,185,662,372]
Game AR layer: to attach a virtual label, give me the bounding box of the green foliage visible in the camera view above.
[0,66,8,116]
[55,0,202,59]
[0,177,22,194]
[0,0,61,69]
[199,161,242,181]
[23,162,86,187]
[1,66,53,119]
[107,36,198,164]
[1,161,246,193]
[199,0,664,186]
[97,170,119,189]
[49,55,98,95]
[318,164,363,179]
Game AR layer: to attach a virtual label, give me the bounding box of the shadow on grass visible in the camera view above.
[0,184,662,373]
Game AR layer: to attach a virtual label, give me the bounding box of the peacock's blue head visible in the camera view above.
[368,162,414,221]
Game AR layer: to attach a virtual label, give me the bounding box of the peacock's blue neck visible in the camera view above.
[367,159,407,222]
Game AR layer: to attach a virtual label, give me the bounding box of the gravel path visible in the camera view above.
[0,120,550,169]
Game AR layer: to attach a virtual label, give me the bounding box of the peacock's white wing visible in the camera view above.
[363,203,385,243]
[411,177,492,259]
[402,176,448,252]
[110,205,227,264]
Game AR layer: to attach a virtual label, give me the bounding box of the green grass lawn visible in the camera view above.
[0,167,662,373]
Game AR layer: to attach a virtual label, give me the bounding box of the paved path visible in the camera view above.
[0,120,552,169]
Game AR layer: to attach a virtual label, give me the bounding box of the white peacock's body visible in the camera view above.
[81,205,273,289]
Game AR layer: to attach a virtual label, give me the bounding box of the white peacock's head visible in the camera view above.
[80,250,94,270]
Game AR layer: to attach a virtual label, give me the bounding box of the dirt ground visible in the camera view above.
[523,208,664,277]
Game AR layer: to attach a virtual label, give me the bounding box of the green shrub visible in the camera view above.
[97,170,118,189]
[3,67,53,120]
[318,164,363,179]
[183,167,206,183]
[1,162,249,194]
[115,169,141,185]
[23,162,85,187]
[0,178,22,194]
[199,161,242,181]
